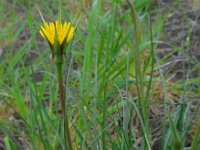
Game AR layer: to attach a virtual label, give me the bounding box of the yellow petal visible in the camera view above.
[39,20,74,46]
[66,25,75,44]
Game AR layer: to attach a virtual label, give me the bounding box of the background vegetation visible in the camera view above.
[0,0,199,149]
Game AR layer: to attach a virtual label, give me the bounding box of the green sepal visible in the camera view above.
[53,27,63,64]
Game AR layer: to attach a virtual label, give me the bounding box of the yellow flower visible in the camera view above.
[39,20,75,46]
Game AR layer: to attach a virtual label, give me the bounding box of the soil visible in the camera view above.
[158,0,200,76]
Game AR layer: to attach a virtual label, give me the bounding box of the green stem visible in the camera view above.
[126,0,150,149]
[56,63,73,150]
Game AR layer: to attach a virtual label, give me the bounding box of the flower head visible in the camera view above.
[39,20,75,47]
[39,20,75,64]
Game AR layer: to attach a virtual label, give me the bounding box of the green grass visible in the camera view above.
[0,0,199,149]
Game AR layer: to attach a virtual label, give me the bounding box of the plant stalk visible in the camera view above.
[56,63,73,150]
